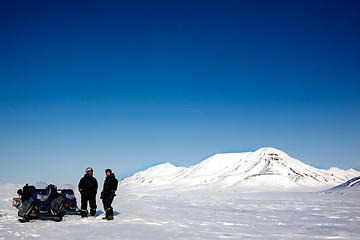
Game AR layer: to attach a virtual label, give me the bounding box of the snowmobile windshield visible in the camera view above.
[35,182,48,189]
[59,184,75,191]
[34,182,52,200]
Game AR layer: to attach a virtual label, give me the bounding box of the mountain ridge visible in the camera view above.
[323,176,360,194]
[120,147,359,191]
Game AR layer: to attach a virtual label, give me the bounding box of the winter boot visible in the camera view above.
[80,209,88,218]
[104,207,114,220]
[102,214,114,220]
[90,208,96,217]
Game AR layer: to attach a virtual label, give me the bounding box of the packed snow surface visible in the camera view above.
[1,184,360,239]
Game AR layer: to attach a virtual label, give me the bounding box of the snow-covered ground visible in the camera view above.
[1,184,360,239]
[1,148,359,239]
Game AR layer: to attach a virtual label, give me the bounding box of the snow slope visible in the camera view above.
[121,147,360,191]
[323,176,360,194]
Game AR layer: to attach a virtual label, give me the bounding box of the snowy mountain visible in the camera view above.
[120,147,360,191]
[322,176,360,194]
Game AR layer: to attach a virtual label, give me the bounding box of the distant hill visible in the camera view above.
[322,176,360,194]
[120,147,359,191]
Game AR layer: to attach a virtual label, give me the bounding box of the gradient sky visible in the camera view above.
[1,0,360,186]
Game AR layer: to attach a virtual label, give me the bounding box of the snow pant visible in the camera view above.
[80,193,97,217]
[102,193,115,217]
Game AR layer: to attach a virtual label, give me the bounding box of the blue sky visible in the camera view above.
[1,0,359,186]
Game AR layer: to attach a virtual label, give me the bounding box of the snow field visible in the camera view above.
[1,185,360,239]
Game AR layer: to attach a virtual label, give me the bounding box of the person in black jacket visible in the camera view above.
[17,184,36,203]
[78,167,98,218]
[100,168,118,220]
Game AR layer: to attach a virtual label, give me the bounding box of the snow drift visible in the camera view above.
[120,147,360,191]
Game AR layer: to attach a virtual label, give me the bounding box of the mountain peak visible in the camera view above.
[254,147,289,157]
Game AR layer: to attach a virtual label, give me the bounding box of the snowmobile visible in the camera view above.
[58,184,80,214]
[17,183,66,222]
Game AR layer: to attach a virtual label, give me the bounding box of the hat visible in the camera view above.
[86,167,93,173]
[105,169,112,174]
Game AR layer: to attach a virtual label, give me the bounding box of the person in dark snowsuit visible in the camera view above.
[78,167,98,217]
[17,184,36,203]
[100,169,118,220]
